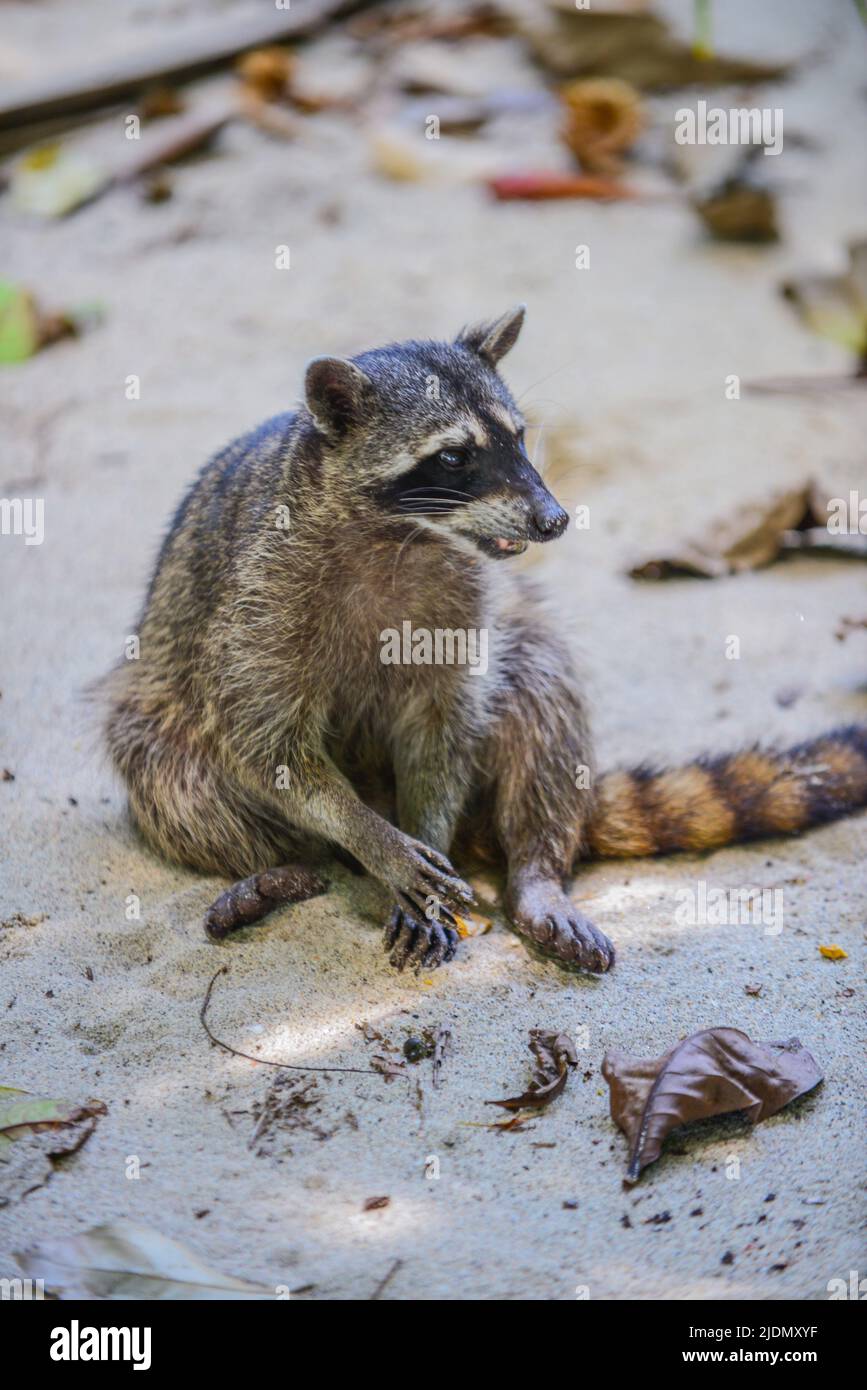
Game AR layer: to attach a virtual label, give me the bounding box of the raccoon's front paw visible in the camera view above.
[383,903,459,973]
[379,831,474,921]
[506,880,614,974]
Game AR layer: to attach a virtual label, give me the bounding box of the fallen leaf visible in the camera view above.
[10,143,105,217]
[629,481,835,580]
[487,1029,578,1113]
[0,1088,106,1206]
[602,1029,823,1184]
[0,1088,106,1152]
[0,281,86,363]
[520,5,790,89]
[16,1221,273,1299]
[819,945,848,961]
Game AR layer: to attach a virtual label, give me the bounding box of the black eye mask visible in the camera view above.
[377,425,528,517]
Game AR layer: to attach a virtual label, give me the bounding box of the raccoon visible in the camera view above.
[104,306,867,974]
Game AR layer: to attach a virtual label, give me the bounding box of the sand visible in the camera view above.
[1,0,865,1300]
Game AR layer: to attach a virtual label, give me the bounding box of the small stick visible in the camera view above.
[780,528,867,559]
[370,1258,403,1301]
[432,1026,451,1090]
[199,966,386,1077]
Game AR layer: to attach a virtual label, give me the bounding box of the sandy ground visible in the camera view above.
[1,0,865,1300]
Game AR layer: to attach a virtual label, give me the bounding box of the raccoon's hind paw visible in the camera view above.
[204,864,327,940]
[384,902,459,973]
[506,880,614,974]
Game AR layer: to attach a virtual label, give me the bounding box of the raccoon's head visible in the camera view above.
[304,305,568,559]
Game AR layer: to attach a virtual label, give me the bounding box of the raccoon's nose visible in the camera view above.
[532,502,569,540]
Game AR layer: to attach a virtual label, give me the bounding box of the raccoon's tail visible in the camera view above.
[586,725,867,859]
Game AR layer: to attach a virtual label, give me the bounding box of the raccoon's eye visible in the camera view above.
[435,446,470,470]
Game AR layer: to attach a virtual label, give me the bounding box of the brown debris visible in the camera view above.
[364,1195,390,1211]
[236,47,296,102]
[694,171,778,243]
[248,1074,333,1156]
[432,1026,451,1090]
[487,1029,578,1115]
[488,170,635,202]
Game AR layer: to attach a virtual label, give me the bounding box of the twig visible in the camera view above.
[370,1258,403,1301]
[745,374,866,396]
[432,1026,451,1090]
[780,528,867,559]
[199,966,386,1077]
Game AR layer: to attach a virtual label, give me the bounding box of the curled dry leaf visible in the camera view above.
[560,77,644,175]
[487,1029,578,1113]
[602,1028,823,1184]
[16,1220,273,1300]
[236,47,296,102]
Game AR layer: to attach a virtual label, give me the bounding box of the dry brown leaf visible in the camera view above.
[602,1028,823,1184]
[629,482,833,580]
[487,1029,578,1113]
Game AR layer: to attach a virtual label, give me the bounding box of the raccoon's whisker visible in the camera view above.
[398,486,474,502]
[396,509,459,518]
[394,505,464,517]
[530,420,547,467]
[514,355,584,406]
[391,523,427,589]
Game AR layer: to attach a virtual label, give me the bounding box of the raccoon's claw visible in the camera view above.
[506,880,614,974]
[384,903,459,973]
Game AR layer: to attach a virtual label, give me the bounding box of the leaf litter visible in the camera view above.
[486,1029,578,1129]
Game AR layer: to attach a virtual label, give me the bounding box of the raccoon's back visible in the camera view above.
[147,411,297,601]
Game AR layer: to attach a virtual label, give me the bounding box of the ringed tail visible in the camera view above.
[587,725,867,859]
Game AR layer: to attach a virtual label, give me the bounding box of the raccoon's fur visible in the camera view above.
[104,306,867,974]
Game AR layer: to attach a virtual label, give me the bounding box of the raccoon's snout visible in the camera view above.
[529,498,568,541]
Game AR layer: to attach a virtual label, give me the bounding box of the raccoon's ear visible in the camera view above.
[457,304,526,366]
[305,356,373,439]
